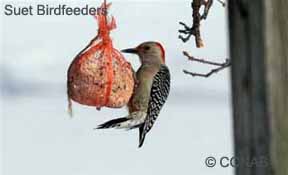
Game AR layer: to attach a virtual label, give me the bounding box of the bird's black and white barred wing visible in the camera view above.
[139,65,170,147]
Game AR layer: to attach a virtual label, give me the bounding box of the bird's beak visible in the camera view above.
[121,48,138,54]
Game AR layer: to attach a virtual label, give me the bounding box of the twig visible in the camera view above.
[216,0,226,7]
[179,0,215,48]
[178,0,225,48]
[183,63,230,77]
[201,0,213,20]
[179,1,228,77]
[183,51,226,66]
[183,51,231,77]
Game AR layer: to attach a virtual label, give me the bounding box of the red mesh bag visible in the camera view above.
[67,1,134,113]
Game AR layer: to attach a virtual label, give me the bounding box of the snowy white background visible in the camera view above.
[1,0,233,175]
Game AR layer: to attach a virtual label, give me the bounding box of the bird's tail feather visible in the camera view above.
[96,117,130,129]
[97,111,147,129]
[138,125,146,148]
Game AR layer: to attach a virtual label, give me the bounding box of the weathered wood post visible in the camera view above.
[228,0,288,175]
[265,1,288,175]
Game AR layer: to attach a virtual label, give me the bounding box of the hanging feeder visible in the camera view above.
[67,1,134,113]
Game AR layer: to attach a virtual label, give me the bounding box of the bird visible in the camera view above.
[97,41,171,148]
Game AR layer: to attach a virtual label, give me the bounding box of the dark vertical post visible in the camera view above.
[229,0,288,175]
[228,0,272,175]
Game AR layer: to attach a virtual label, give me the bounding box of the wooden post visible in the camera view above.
[265,1,288,175]
[229,0,288,175]
[228,1,272,175]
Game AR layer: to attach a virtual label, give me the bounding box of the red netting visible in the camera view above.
[67,1,134,113]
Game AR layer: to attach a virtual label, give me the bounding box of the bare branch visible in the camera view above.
[178,0,204,48]
[179,1,228,77]
[179,0,225,48]
[182,51,231,77]
[216,0,226,7]
[178,0,214,47]
[183,51,226,66]
[201,0,213,20]
[183,63,230,77]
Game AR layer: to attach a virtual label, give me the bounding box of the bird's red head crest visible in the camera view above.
[155,42,165,63]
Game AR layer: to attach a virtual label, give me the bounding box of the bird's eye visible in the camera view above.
[144,46,150,50]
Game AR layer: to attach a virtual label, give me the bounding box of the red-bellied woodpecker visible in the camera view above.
[97,41,170,148]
